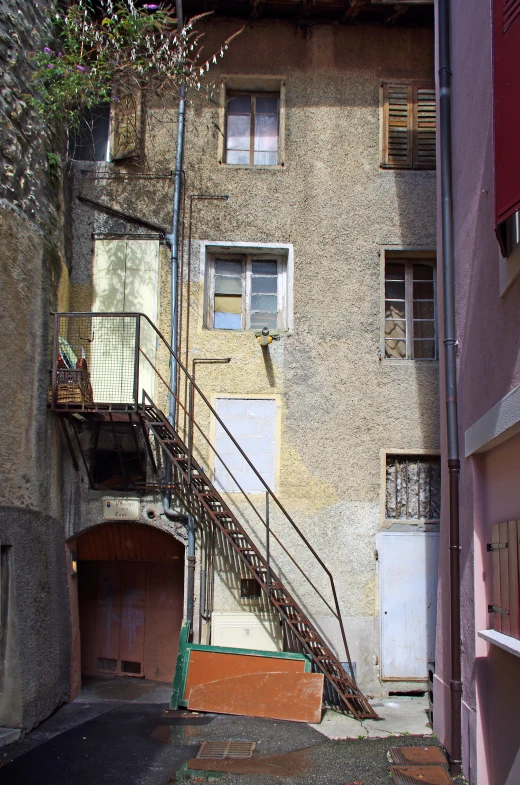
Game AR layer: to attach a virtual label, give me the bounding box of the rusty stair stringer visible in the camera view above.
[142,401,379,721]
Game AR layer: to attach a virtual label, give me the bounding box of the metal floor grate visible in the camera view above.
[196,741,256,760]
[390,766,454,785]
[389,747,448,767]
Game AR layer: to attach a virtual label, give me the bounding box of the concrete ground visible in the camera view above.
[0,677,460,785]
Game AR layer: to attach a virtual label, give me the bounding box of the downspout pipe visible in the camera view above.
[438,0,462,776]
[166,0,187,427]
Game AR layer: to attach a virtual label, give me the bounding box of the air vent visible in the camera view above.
[96,657,117,672]
[121,660,141,675]
[504,0,520,32]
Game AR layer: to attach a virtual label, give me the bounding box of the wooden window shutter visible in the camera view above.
[382,82,412,168]
[490,520,520,639]
[110,89,142,160]
[413,84,436,170]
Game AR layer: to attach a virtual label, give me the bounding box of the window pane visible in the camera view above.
[385,263,405,280]
[251,312,278,329]
[215,260,242,275]
[228,96,251,113]
[252,261,277,274]
[227,150,250,165]
[254,113,278,152]
[252,276,277,294]
[214,312,242,330]
[251,293,277,312]
[413,300,434,319]
[385,340,406,359]
[255,96,278,114]
[385,301,405,319]
[413,281,434,300]
[413,264,434,281]
[413,339,436,359]
[386,455,441,520]
[227,114,250,151]
[413,321,435,339]
[214,294,242,314]
[215,274,242,295]
[253,151,278,165]
[385,280,405,300]
[385,319,405,339]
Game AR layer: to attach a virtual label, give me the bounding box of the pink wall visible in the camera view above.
[435,0,520,782]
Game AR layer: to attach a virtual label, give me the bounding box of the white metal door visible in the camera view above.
[379,532,439,680]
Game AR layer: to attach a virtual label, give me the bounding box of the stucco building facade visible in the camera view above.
[1,0,439,733]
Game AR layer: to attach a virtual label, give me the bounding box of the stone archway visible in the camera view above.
[72,522,184,684]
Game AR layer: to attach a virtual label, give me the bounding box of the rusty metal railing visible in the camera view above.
[50,312,355,676]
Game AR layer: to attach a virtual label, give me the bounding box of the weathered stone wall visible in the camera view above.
[0,0,72,730]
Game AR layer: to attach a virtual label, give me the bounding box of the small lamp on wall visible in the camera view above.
[70,551,78,576]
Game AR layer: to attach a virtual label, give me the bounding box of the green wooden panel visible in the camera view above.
[170,621,311,709]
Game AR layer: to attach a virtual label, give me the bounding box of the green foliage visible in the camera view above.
[47,151,60,178]
[31,1,236,127]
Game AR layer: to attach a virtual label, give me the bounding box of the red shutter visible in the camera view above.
[490,520,520,639]
[494,1,520,235]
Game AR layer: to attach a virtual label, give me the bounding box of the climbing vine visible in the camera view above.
[31,0,238,127]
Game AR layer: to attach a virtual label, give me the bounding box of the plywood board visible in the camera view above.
[187,671,324,723]
[184,649,307,702]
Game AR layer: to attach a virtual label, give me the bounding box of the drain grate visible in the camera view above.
[390,765,454,785]
[196,741,256,760]
[389,747,448,767]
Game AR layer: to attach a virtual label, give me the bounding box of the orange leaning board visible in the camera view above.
[183,649,308,702]
[187,671,324,723]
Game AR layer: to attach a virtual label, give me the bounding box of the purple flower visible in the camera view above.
[47,63,54,69]
[143,4,159,9]
[44,46,53,55]
[58,52,63,58]
[76,65,88,72]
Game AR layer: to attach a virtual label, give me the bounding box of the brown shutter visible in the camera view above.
[382,82,412,168]
[490,520,520,638]
[413,84,436,170]
[110,89,142,161]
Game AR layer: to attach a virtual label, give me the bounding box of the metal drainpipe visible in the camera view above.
[438,0,462,776]
[166,0,187,427]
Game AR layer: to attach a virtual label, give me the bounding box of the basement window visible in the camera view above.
[207,254,287,330]
[241,579,261,599]
[384,258,437,360]
[385,455,440,523]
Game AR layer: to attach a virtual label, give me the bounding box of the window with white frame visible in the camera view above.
[385,455,440,523]
[226,92,279,166]
[384,258,437,359]
[207,253,286,330]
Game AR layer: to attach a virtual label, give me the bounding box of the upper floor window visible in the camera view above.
[207,253,286,330]
[384,258,437,360]
[226,92,279,166]
[381,80,436,170]
[69,90,142,162]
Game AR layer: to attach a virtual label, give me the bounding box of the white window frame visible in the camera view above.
[201,242,293,332]
[380,248,437,362]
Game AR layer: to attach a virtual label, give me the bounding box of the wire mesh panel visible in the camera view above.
[53,315,138,405]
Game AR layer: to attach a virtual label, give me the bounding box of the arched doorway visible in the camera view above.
[74,523,184,683]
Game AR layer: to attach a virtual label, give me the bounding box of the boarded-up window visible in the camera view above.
[226,92,279,166]
[489,520,520,639]
[384,259,437,360]
[214,398,277,493]
[381,81,436,170]
[110,89,142,160]
[386,455,441,522]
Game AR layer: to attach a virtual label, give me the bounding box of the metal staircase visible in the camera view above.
[49,312,379,720]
